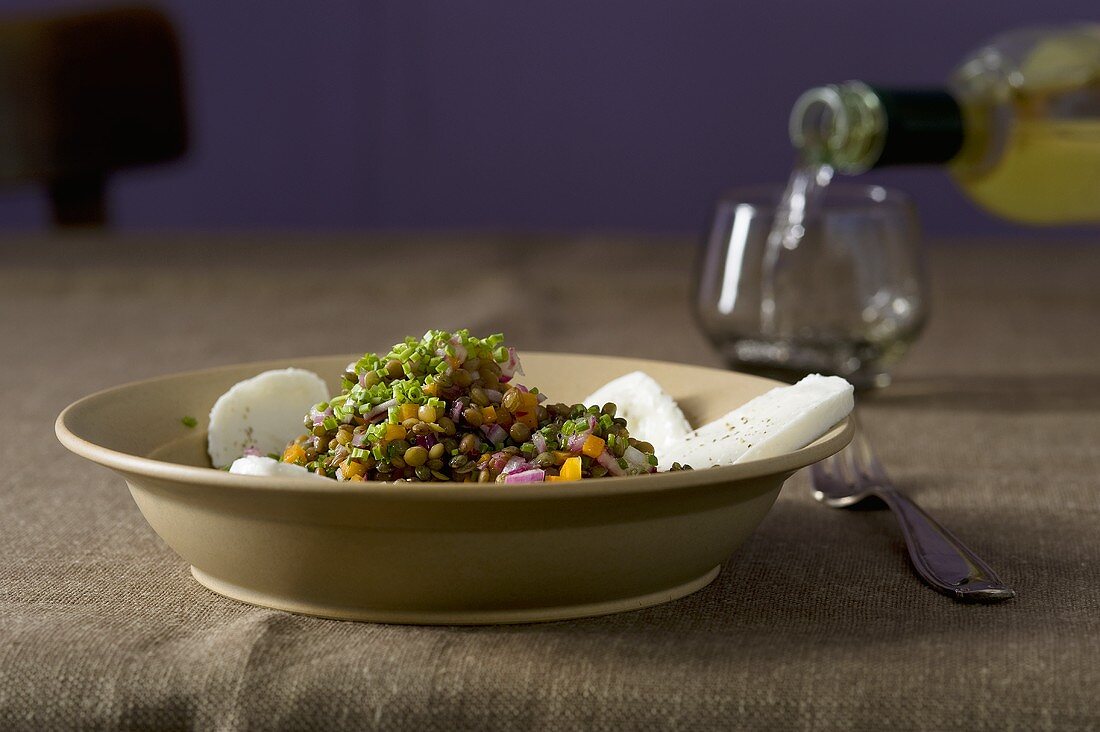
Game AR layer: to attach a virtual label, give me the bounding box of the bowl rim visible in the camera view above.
[56,351,854,501]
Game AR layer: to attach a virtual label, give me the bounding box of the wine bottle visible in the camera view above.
[790,25,1100,224]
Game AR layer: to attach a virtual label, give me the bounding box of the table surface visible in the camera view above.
[2,234,1098,731]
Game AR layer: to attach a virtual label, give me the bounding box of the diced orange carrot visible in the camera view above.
[581,434,606,458]
[481,405,497,423]
[560,456,582,481]
[282,443,306,465]
[385,423,407,441]
[399,403,419,421]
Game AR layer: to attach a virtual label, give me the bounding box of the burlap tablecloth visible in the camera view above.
[2,235,1097,730]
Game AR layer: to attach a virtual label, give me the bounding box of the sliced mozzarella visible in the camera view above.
[583,370,691,468]
[662,374,853,468]
[228,455,328,481]
[207,368,330,468]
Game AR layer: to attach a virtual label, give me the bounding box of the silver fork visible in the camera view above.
[810,419,1016,603]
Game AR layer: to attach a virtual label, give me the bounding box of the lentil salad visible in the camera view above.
[280,330,689,484]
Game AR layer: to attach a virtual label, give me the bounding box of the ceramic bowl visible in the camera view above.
[56,352,852,624]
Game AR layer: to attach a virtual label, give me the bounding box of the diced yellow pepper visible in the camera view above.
[282,443,306,466]
[481,405,497,424]
[385,423,407,441]
[520,392,539,409]
[515,408,539,429]
[400,403,419,421]
[423,382,439,397]
[545,475,566,483]
[343,460,366,479]
[559,456,582,481]
[581,434,606,458]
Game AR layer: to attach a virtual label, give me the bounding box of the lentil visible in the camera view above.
[403,445,428,467]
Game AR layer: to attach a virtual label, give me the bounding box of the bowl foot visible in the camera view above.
[190,565,722,625]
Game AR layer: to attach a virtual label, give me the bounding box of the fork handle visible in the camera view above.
[876,489,1016,603]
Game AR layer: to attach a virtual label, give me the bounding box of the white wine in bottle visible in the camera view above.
[790,25,1100,224]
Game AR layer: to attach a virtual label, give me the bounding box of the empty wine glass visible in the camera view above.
[693,183,927,389]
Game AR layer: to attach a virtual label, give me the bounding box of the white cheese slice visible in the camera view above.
[583,370,691,468]
[228,455,328,480]
[662,374,854,468]
[207,368,330,468]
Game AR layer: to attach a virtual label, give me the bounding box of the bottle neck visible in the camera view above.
[789,81,965,173]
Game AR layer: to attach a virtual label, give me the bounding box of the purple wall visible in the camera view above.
[0,1,1096,235]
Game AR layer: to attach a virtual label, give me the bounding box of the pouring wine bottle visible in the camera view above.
[789,24,1100,224]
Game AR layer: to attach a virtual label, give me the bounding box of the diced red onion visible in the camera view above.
[310,405,334,426]
[536,392,547,403]
[623,446,653,473]
[481,422,506,444]
[597,450,627,476]
[488,451,511,473]
[514,383,529,393]
[531,431,547,454]
[588,415,597,430]
[500,456,527,475]
[567,430,591,453]
[485,388,503,404]
[351,432,367,447]
[504,468,546,484]
[362,398,398,421]
[447,336,468,365]
[499,346,525,379]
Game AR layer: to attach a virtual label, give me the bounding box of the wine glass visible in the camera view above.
[693,183,927,389]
